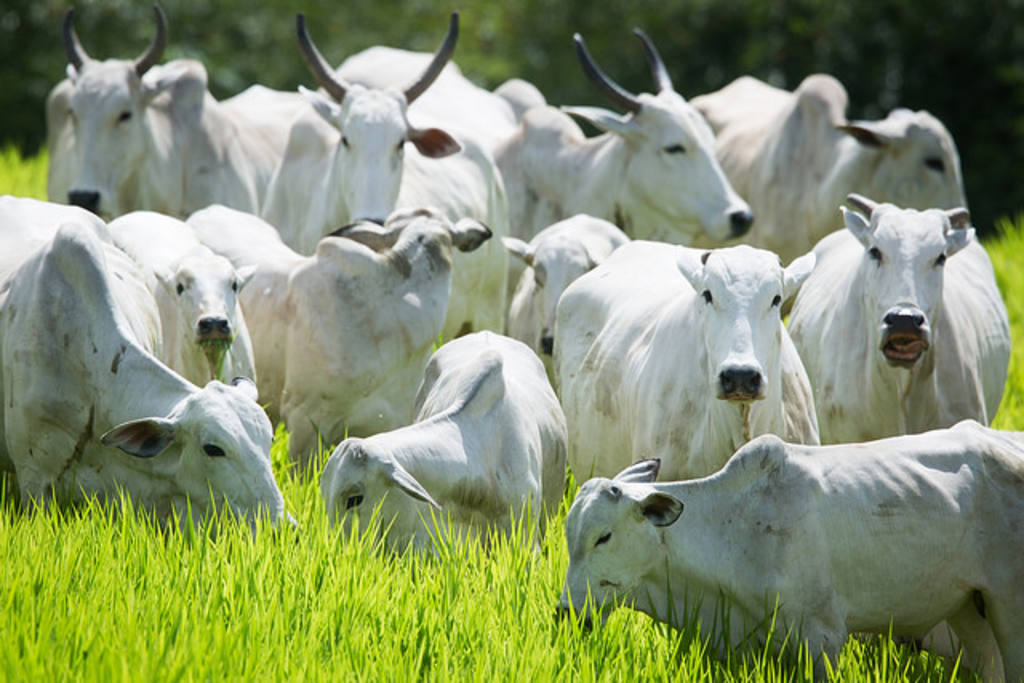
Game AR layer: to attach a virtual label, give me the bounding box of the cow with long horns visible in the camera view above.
[262,12,511,338]
[494,29,752,244]
[46,4,304,219]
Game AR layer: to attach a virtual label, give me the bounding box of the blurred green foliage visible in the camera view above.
[3,0,1023,233]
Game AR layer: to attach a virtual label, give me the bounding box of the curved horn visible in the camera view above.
[573,33,642,114]
[845,193,879,217]
[62,8,91,70]
[403,12,459,104]
[296,13,350,102]
[134,4,168,77]
[633,29,673,93]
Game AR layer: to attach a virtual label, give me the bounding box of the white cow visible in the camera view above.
[691,74,967,262]
[188,205,491,465]
[261,13,510,337]
[788,196,1010,444]
[494,30,753,243]
[321,331,567,551]
[555,241,818,481]
[0,220,286,529]
[47,6,303,218]
[107,211,256,386]
[503,214,628,374]
[558,421,1024,680]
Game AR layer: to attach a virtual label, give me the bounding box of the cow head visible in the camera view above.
[60,5,185,218]
[504,234,601,357]
[100,377,288,531]
[838,108,967,213]
[558,459,682,625]
[158,249,255,376]
[676,245,814,403]
[320,437,442,551]
[842,194,973,369]
[295,13,461,226]
[564,30,752,243]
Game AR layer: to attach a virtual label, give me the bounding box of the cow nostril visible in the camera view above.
[720,367,761,397]
[729,210,754,237]
[68,190,100,214]
[541,335,554,356]
[198,317,230,337]
[912,312,924,327]
[883,311,898,326]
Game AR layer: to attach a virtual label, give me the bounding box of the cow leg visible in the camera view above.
[982,591,1024,683]
[944,599,1003,683]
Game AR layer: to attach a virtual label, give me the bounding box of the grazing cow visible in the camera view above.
[0,221,286,529]
[558,421,1024,680]
[503,214,628,374]
[261,13,510,337]
[47,6,303,218]
[107,211,257,386]
[494,29,752,243]
[188,205,491,465]
[691,74,966,262]
[321,331,567,550]
[788,195,1009,443]
[555,241,818,481]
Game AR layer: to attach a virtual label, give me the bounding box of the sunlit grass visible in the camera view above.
[0,145,47,199]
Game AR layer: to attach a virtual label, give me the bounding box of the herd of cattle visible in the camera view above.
[1,5,1020,679]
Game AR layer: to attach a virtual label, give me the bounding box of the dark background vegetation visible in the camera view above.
[2,0,1023,234]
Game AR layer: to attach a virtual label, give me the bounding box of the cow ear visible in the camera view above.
[299,85,343,128]
[234,265,257,292]
[449,218,492,253]
[783,251,816,301]
[101,417,177,458]
[945,207,972,231]
[639,492,683,527]
[613,458,660,483]
[841,206,873,248]
[945,224,975,257]
[837,121,892,148]
[387,462,442,510]
[410,127,461,158]
[502,237,534,267]
[562,106,640,138]
[674,246,706,291]
[141,62,193,106]
[230,376,259,402]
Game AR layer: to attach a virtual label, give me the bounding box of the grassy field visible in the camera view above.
[1,148,1020,681]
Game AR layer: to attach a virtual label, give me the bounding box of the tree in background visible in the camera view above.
[2,0,1022,233]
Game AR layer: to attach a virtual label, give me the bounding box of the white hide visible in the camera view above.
[494,32,752,243]
[321,331,567,551]
[47,52,302,219]
[188,205,491,465]
[788,199,1009,443]
[559,421,1024,680]
[691,74,967,262]
[0,221,285,529]
[260,17,510,338]
[554,241,818,481]
[503,214,628,374]
[107,211,257,386]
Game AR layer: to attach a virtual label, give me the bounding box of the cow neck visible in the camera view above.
[543,128,625,225]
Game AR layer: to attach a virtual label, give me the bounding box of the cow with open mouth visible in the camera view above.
[789,194,1010,444]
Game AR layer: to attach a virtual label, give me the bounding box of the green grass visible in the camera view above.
[0,145,48,199]
[2,151,1020,681]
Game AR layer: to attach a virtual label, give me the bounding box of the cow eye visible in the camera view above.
[771,294,782,308]
[203,444,226,457]
[595,532,612,547]
[924,157,945,173]
[176,283,185,295]
[231,280,238,293]
[341,135,350,149]
[396,140,405,153]
[345,494,364,509]
[935,253,947,267]
[117,111,132,123]
[702,289,713,304]
[868,247,883,263]
[663,143,686,154]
